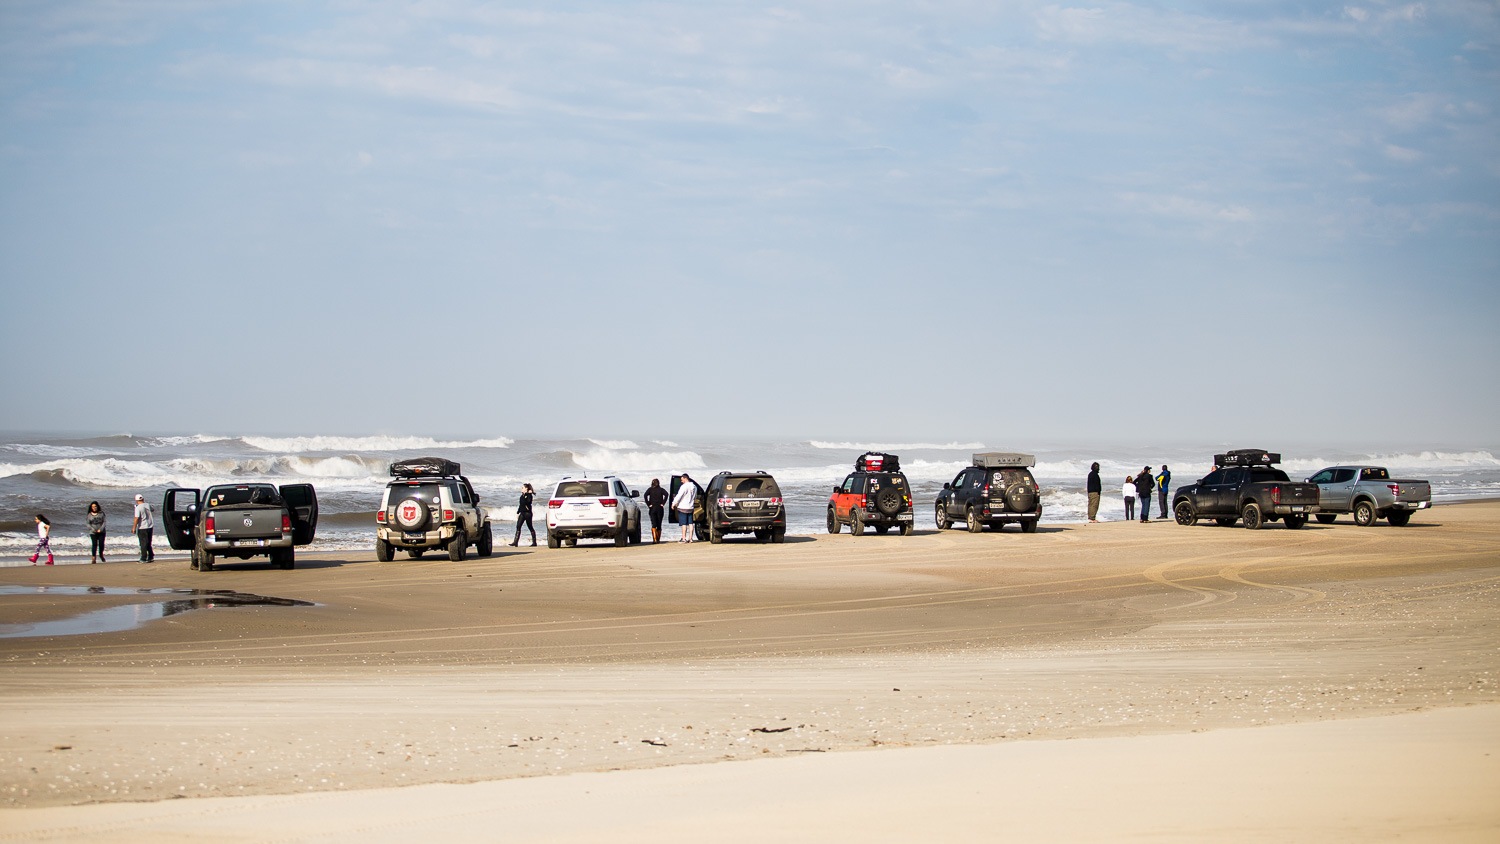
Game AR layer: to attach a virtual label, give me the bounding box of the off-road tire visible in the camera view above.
[934,501,950,530]
[1174,501,1198,526]
[708,520,723,544]
[449,530,467,561]
[1004,483,1037,513]
[901,522,915,536]
[827,509,840,534]
[1386,510,1413,527]
[771,526,786,543]
[1241,502,1264,530]
[375,539,393,562]
[394,496,429,531]
[630,519,642,544]
[1353,500,1378,527]
[200,549,215,572]
[1283,514,1307,529]
[1315,513,1337,525]
[278,548,296,570]
[850,510,865,536]
[1020,519,1038,534]
[966,506,982,533]
[476,524,493,557]
[874,486,902,517]
[547,531,560,549]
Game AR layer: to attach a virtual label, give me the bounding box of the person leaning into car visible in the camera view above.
[643,478,669,544]
[672,474,697,543]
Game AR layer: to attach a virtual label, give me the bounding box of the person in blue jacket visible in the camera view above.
[1155,465,1171,521]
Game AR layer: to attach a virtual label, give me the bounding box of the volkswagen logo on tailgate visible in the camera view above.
[243,517,253,527]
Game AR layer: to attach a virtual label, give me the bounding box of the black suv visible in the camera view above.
[935,452,1042,533]
[702,471,788,543]
[827,453,915,536]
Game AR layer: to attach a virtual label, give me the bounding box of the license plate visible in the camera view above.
[403,531,424,542]
[234,539,266,547]
[572,502,590,509]
[742,501,762,510]
[897,513,914,521]
[1290,506,1306,512]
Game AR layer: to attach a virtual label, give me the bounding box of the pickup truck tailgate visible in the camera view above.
[1391,481,1432,504]
[1277,483,1320,507]
[209,507,284,540]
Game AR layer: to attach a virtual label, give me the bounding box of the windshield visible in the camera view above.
[725,476,781,498]
[556,480,609,498]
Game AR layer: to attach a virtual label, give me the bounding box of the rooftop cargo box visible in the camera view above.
[973,452,1036,468]
[855,452,901,472]
[389,457,461,477]
[1213,449,1281,467]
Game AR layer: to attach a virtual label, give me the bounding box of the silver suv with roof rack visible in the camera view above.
[375,457,493,561]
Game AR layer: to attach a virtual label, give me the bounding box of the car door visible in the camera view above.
[1319,468,1357,511]
[834,475,858,520]
[162,488,201,551]
[1194,469,1229,514]
[278,484,319,545]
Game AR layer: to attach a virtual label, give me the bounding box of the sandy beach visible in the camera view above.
[2,502,1497,841]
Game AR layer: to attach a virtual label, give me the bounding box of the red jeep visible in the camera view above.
[827,453,915,536]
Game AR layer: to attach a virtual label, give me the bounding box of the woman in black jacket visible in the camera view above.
[510,483,536,546]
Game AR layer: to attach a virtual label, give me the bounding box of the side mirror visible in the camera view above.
[186,503,198,516]
[832,486,842,494]
[942,483,951,491]
[630,490,640,498]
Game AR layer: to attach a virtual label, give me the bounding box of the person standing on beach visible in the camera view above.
[510,483,536,547]
[1123,476,1136,522]
[1135,467,1155,522]
[132,493,155,562]
[672,473,698,543]
[87,501,106,563]
[643,478,669,544]
[1086,463,1102,523]
[1156,465,1171,521]
[30,514,54,565]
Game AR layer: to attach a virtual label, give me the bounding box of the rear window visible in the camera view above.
[556,480,609,498]
[208,485,280,506]
[1360,467,1390,481]
[388,482,442,505]
[1249,468,1291,483]
[725,476,781,498]
[991,469,1034,486]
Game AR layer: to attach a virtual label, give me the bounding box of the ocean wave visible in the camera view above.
[586,439,640,450]
[568,448,706,472]
[2,444,103,458]
[148,434,234,447]
[809,441,986,451]
[0,455,391,489]
[239,435,514,453]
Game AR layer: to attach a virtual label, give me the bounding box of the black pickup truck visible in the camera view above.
[1171,450,1319,530]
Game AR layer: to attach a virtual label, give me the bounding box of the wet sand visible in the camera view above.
[2,502,1497,840]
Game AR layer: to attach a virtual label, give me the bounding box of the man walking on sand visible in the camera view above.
[132,494,155,562]
[1156,465,1172,521]
[1134,467,1155,522]
[1086,462,1102,523]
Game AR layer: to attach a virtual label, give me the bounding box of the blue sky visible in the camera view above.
[1,1,1496,446]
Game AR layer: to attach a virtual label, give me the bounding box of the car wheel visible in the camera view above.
[1004,483,1036,513]
[1315,513,1337,525]
[477,523,493,557]
[376,539,393,562]
[1020,519,1038,534]
[827,509,840,534]
[874,487,902,517]
[1241,502,1263,530]
[630,519,642,544]
[449,530,467,561]
[966,506,982,533]
[771,526,786,543]
[901,522,914,536]
[547,531,560,549]
[393,497,429,531]
[1283,514,1307,529]
[1386,510,1412,527]
[850,510,865,536]
[708,519,723,544]
[200,549,215,572]
[1174,501,1197,527]
[934,501,950,530]
[1353,500,1377,527]
[279,548,296,570]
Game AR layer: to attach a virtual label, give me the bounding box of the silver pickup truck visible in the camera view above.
[163,483,319,571]
[1305,466,1431,527]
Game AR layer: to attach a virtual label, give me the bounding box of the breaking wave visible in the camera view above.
[809,441,986,451]
[240,435,514,453]
[568,448,706,472]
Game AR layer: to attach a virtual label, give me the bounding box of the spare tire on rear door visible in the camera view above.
[874,485,903,516]
[1003,483,1037,512]
[394,496,429,531]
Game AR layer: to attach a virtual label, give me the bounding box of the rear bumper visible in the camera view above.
[203,534,293,553]
[1390,500,1431,511]
[547,524,625,539]
[711,513,786,533]
[377,524,460,548]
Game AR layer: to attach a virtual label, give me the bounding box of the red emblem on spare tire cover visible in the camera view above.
[401,504,418,520]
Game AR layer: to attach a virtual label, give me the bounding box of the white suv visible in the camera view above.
[546,476,642,548]
[376,458,492,561]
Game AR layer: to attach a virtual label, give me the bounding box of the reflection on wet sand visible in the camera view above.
[0,586,314,639]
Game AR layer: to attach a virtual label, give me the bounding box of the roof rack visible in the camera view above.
[972,452,1035,469]
[1214,449,1281,467]
[855,452,900,472]
[389,457,461,478]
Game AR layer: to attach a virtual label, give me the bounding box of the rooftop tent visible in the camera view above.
[855,452,901,472]
[389,457,461,477]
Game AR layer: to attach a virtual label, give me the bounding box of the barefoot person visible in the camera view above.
[87,501,106,563]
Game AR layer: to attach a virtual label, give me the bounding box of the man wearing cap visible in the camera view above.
[131,494,155,562]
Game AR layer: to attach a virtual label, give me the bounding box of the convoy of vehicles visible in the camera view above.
[163,482,319,571]
[375,457,493,561]
[1305,466,1432,526]
[136,444,1454,571]
[1171,450,1320,530]
[827,452,916,536]
[545,476,642,548]
[935,452,1043,533]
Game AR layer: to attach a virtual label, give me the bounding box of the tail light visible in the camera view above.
[768,497,783,507]
[1270,486,1281,505]
[442,509,455,522]
[600,498,618,508]
[282,514,292,534]
[717,497,735,508]
[1388,483,1401,496]
[548,499,563,509]
[204,516,216,536]
[376,510,387,523]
